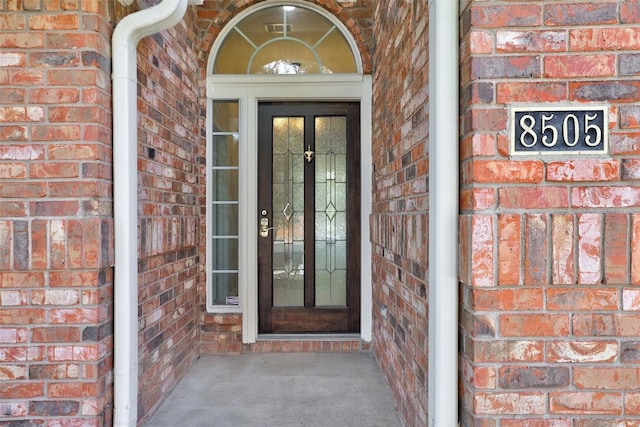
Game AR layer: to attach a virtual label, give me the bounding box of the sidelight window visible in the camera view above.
[209,101,240,306]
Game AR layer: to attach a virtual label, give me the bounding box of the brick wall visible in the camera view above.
[459,1,640,425]
[370,1,429,425]
[135,5,202,424]
[0,1,203,425]
[0,0,115,425]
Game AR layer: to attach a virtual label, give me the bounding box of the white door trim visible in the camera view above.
[206,75,373,343]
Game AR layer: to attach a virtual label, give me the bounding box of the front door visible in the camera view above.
[258,103,360,334]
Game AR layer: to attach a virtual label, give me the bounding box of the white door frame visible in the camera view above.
[206,74,373,343]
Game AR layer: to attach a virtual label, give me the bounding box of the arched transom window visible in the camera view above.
[213,4,358,74]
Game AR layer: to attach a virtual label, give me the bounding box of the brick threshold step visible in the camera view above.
[245,334,370,353]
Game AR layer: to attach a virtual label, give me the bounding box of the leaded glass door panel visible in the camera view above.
[258,103,360,334]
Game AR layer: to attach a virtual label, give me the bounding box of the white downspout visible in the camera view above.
[111,0,188,426]
[428,0,459,426]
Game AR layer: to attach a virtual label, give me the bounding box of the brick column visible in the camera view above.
[459,1,640,425]
[0,1,114,425]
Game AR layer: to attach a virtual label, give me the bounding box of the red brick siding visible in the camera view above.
[134,6,202,425]
[460,1,640,425]
[371,1,429,425]
[0,0,114,425]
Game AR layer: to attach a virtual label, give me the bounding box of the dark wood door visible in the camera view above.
[258,103,360,334]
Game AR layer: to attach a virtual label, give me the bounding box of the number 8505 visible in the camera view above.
[518,112,602,148]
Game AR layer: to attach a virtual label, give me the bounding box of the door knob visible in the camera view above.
[260,217,274,237]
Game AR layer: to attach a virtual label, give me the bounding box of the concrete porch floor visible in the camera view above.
[145,352,402,427]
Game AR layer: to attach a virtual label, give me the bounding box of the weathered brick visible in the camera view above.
[577,213,602,284]
[623,288,640,311]
[0,382,45,398]
[0,364,27,379]
[0,51,26,66]
[29,363,80,380]
[0,33,45,48]
[571,81,640,103]
[470,4,542,28]
[574,368,640,390]
[621,2,640,23]
[496,81,567,103]
[499,187,568,209]
[0,106,44,122]
[545,54,615,78]
[472,56,541,79]
[626,393,640,415]
[29,400,80,416]
[549,392,622,415]
[496,30,566,53]
[545,3,617,26]
[572,187,640,209]
[621,53,640,76]
[466,30,492,55]
[470,215,493,287]
[603,213,628,283]
[551,214,575,285]
[620,106,640,129]
[474,392,546,415]
[548,341,618,363]
[0,68,44,85]
[524,215,547,285]
[460,188,496,211]
[548,287,618,312]
[501,313,570,337]
[30,87,80,103]
[467,160,544,184]
[499,366,570,389]
[467,108,508,132]
[0,401,28,417]
[570,28,640,51]
[47,382,97,398]
[29,14,78,30]
[502,421,571,427]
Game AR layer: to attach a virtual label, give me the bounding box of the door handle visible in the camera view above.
[260,217,274,237]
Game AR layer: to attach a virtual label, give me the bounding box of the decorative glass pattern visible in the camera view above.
[211,101,239,305]
[272,117,305,307]
[314,117,347,307]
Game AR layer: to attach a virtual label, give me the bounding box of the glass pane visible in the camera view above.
[212,169,238,201]
[212,101,239,132]
[212,135,239,167]
[250,40,320,74]
[211,203,238,235]
[214,30,255,74]
[212,238,238,270]
[272,116,305,307]
[236,6,285,46]
[314,116,347,307]
[315,30,357,73]
[212,273,238,305]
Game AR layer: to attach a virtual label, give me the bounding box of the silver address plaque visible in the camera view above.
[510,106,608,155]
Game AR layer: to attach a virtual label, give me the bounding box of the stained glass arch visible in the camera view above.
[208,1,361,75]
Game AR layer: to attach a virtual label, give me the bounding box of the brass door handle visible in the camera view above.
[260,218,274,237]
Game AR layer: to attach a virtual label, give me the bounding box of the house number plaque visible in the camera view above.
[510,106,608,155]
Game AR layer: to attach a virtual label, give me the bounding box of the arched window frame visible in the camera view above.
[206,0,364,76]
